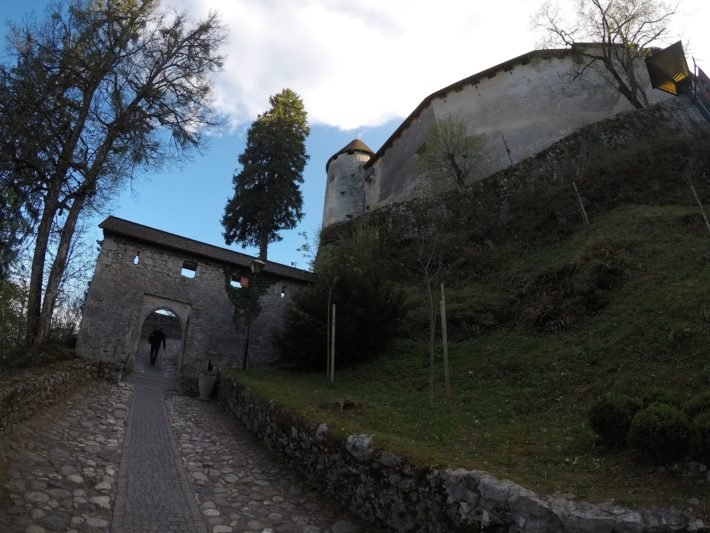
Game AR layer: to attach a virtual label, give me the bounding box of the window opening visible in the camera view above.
[181,261,197,278]
[133,252,140,265]
[280,286,286,298]
[230,273,249,288]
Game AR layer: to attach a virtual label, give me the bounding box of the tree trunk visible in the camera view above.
[25,81,98,346]
[25,181,62,345]
[258,233,268,261]
[37,191,87,342]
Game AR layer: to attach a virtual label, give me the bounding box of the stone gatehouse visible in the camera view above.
[76,216,312,389]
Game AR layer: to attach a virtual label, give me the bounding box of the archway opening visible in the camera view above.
[136,307,183,381]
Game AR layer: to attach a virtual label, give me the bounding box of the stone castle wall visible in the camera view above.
[76,234,303,389]
[325,49,673,227]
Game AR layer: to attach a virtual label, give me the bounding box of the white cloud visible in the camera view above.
[168,0,710,130]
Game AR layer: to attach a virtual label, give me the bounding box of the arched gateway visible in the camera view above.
[77,216,312,391]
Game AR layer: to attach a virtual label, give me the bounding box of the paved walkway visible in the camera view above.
[112,377,207,532]
[0,350,370,533]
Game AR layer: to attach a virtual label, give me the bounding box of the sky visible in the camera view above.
[2,0,709,271]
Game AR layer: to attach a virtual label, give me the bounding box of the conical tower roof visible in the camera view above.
[326,139,375,171]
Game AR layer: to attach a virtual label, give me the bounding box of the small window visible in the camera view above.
[280,286,286,298]
[230,273,249,288]
[133,253,140,265]
[181,261,197,278]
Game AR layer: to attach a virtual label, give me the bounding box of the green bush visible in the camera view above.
[588,394,642,448]
[0,280,27,367]
[640,387,683,409]
[685,391,710,419]
[691,412,710,464]
[628,403,690,464]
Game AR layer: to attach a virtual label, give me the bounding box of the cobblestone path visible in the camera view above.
[0,352,370,532]
[166,394,368,533]
[0,381,131,533]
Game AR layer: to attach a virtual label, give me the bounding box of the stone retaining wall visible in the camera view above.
[218,372,706,532]
[0,358,104,435]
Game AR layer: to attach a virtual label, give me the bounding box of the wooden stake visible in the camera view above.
[690,183,710,235]
[326,288,332,377]
[572,180,590,227]
[330,304,336,384]
[440,283,451,406]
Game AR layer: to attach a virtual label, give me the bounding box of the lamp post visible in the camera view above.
[242,258,266,370]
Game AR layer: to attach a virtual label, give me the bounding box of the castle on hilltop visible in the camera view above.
[322,46,672,228]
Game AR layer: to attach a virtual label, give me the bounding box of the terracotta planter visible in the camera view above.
[198,372,217,400]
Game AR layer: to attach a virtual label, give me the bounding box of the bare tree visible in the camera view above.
[0,0,226,345]
[535,0,678,109]
[417,232,446,409]
[396,207,453,409]
[415,116,486,193]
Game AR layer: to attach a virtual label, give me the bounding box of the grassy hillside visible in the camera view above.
[235,203,710,516]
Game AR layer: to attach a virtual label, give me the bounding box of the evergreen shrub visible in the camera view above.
[690,411,710,464]
[640,387,683,409]
[588,393,641,448]
[685,391,710,419]
[628,403,690,464]
[691,412,710,464]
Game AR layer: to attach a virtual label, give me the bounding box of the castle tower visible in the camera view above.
[322,139,374,227]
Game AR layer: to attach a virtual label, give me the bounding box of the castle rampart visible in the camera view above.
[324,47,672,227]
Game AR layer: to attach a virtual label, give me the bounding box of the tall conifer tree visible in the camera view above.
[222,89,310,261]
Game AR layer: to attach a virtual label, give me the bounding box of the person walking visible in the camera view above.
[148,327,166,365]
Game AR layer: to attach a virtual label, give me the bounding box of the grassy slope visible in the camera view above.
[232,204,710,516]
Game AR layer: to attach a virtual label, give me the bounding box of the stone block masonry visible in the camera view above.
[77,216,312,392]
[323,46,675,228]
[218,372,706,532]
[0,358,106,436]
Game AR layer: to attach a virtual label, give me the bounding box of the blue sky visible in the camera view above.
[109,119,400,269]
[2,0,709,270]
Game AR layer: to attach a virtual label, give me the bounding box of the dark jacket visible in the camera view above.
[148,329,166,348]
